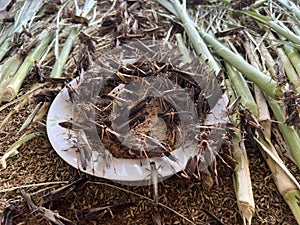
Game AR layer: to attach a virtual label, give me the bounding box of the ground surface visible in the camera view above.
[1,0,300,224]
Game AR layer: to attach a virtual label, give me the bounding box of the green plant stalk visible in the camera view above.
[0,132,39,169]
[0,55,23,105]
[0,0,44,62]
[175,33,191,64]
[0,27,10,47]
[275,46,300,89]
[251,0,268,8]
[255,137,300,225]
[241,10,300,46]
[162,0,221,73]
[0,39,12,62]
[0,55,23,83]
[283,45,300,77]
[276,0,300,21]
[13,0,43,33]
[158,0,283,98]
[50,27,79,78]
[244,34,300,168]
[50,0,96,78]
[292,24,300,36]
[156,0,179,16]
[266,98,300,169]
[227,37,300,223]
[1,32,54,102]
[259,36,300,89]
[226,79,255,225]
[227,36,300,183]
[259,37,300,91]
[257,40,300,168]
[284,190,300,223]
[244,39,300,221]
[267,32,300,90]
[198,28,282,98]
[224,62,258,115]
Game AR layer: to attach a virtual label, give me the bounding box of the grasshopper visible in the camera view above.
[181,155,199,179]
[150,161,159,203]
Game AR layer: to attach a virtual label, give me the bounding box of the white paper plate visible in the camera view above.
[47,73,229,185]
[47,78,209,184]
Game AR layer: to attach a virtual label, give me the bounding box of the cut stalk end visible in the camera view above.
[1,87,15,102]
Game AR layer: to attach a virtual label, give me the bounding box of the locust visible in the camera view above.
[149,161,159,204]
[78,31,97,53]
[76,129,94,171]
[203,208,225,225]
[59,123,95,171]
[240,108,265,138]
[233,0,255,9]
[284,88,300,127]
[138,133,177,162]
[181,155,199,179]
[22,25,33,38]
[65,83,78,103]
[273,57,287,87]
[20,189,75,225]
[226,95,241,116]
[41,179,87,208]
[75,203,134,222]
[151,206,162,225]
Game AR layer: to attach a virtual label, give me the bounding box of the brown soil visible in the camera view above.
[1,1,300,225]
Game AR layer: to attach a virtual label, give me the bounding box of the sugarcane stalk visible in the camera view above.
[268,32,300,90]
[50,0,97,78]
[226,79,255,225]
[243,37,300,224]
[0,39,12,62]
[156,0,178,17]
[199,29,283,98]
[50,27,79,78]
[0,55,23,104]
[276,0,300,21]
[0,0,44,62]
[241,10,300,47]
[0,55,23,83]
[224,62,258,116]
[292,24,300,36]
[175,33,191,64]
[159,0,221,73]
[158,0,283,99]
[223,33,300,223]
[13,0,43,33]
[255,137,300,224]
[259,37,300,92]
[1,31,54,102]
[0,83,46,112]
[258,40,300,167]
[266,97,300,169]
[283,45,300,77]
